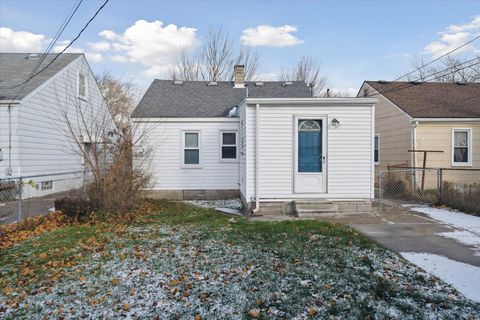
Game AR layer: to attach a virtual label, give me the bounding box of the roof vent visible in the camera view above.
[208,81,218,86]
[378,80,389,84]
[456,81,466,85]
[255,82,264,86]
[283,81,293,86]
[409,81,421,85]
[28,53,39,60]
[173,80,184,85]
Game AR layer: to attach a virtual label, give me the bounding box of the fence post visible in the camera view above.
[18,177,23,222]
[437,168,443,204]
[379,171,384,211]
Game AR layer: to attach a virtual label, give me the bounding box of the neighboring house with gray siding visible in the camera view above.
[0,53,109,196]
[133,65,376,215]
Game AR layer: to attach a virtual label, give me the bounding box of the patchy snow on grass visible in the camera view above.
[401,252,480,303]
[185,199,243,210]
[2,220,480,318]
[406,205,480,255]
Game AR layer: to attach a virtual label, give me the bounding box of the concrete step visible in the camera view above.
[294,201,335,211]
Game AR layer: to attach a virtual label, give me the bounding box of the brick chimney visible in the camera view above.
[234,65,245,88]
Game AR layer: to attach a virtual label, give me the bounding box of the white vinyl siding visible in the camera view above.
[135,119,240,190]
[245,103,374,200]
[0,104,20,176]
[18,56,106,176]
[452,128,472,166]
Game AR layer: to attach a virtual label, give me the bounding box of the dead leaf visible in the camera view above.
[247,309,260,318]
[122,303,130,311]
[38,252,48,259]
[308,307,317,316]
[111,278,119,286]
[194,315,202,320]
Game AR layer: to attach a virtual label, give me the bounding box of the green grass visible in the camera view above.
[1,200,479,319]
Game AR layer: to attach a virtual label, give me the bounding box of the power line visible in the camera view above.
[2,0,109,91]
[7,0,84,102]
[29,0,84,78]
[393,34,480,82]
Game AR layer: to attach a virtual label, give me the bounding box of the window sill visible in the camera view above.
[219,158,239,163]
[181,165,202,169]
[77,96,88,102]
[451,162,472,167]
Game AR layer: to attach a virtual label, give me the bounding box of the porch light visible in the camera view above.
[331,118,340,128]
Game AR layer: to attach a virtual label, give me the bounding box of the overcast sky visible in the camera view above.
[1,0,479,95]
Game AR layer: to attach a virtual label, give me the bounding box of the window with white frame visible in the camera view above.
[374,135,380,164]
[41,181,53,191]
[452,129,471,165]
[78,72,87,99]
[183,131,200,165]
[221,131,237,159]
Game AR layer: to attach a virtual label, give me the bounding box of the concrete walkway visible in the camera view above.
[250,208,480,267]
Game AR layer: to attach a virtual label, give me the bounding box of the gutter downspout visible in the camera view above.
[252,103,260,213]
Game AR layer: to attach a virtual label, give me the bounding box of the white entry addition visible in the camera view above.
[294,118,326,193]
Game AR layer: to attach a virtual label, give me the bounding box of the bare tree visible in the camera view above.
[171,27,260,81]
[50,62,151,213]
[405,55,480,83]
[279,55,328,96]
[96,72,138,130]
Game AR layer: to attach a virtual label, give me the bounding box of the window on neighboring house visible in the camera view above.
[374,135,380,164]
[78,72,87,99]
[41,181,53,191]
[221,131,237,159]
[183,132,200,165]
[452,129,471,165]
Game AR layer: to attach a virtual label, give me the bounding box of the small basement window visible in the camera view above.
[78,72,87,99]
[41,181,53,191]
[183,131,200,166]
[221,131,237,160]
[374,135,380,164]
[452,129,472,166]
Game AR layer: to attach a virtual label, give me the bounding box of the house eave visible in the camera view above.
[245,97,377,105]
[413,117,480,123]
[131,117,240,123]
[0,100,21,105]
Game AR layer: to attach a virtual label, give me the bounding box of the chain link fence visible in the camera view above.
[0,171,88,224]
[379,167,480,215]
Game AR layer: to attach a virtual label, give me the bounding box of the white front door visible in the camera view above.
[294,117,326,193]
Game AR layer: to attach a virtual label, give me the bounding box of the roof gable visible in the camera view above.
[364,81,480,118]
[132,80,312,118]
[0,53,82,101]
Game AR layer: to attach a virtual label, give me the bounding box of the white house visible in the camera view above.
[133,66,376,215]
[0,53,109,196]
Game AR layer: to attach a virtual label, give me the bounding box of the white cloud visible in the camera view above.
[241,25,304,47]
[423,15,480,57]
[99,20,198,77]
[252,72,278,81]
[53,40,103,63]
[88,41,111,52]
[0,27,46,52]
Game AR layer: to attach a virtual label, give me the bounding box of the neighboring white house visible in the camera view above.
[133,66,376,215]
[0,53,109,196]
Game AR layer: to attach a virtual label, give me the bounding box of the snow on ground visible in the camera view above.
[401,252,480,303]
[185,199,243,214]
[407,205,480,255]
[2,222,480,318]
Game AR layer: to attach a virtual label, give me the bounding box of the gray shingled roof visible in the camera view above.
[364,81,480,118]
[0,53,82,100]
[132,80,312,118]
